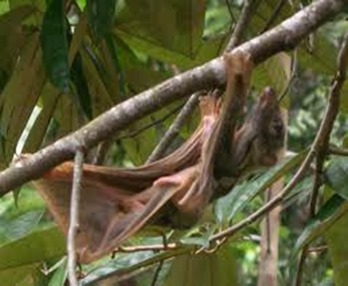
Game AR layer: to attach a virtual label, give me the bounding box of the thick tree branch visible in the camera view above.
[0,0,345,196]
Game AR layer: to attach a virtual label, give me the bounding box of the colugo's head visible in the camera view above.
[249,87,286,167]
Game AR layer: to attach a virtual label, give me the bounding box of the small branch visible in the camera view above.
[307,245,327,253]
[85,247,191,285]
[116,243,179,253]
[279,49,298,102]
[118,103,183,141]
[146,93,199,162]
[225,0,237,24]
[329,146,348,156]
[226,0,254,51]
[151,261,163,286]
[92,140,112,165]
[67,149,85,286]
[260,0,287,34]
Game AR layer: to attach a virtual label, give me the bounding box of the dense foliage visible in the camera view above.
[0,0,347,285]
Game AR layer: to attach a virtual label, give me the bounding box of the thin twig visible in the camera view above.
[295,32,348,286]
[307,245,327,253]
[329,146,348,156]
[146,93,200,162]
[278,49,298,103]
[92,140,112,165]
[151,261,164,286]
[68,149,85,286]
[226,0,254,51]
[118,103,184,141]
[116,243,179,253]
[260,0,287,34]
[225,0,237,23]
[85,248,191,285]
[295,155,324,286]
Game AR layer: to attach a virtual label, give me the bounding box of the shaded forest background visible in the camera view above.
[0,0,347,285]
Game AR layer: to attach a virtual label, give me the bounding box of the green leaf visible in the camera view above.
[0,263,39,286]
[297,32,337,75]
[114,0,205,59]
[164,243,238,286]
[71,51,93,119]
[292,194,348,259]
[40,0,70,93]
[324,156,348,199]
[0,5,34,70]
[0,210,43,243]
[81,247,190,285]
[87,0,116,40]
[214,151,307,225]
[254,53,292,107]
[0,226,65,270]
[0,34,45,162]
[0,226,65,286]
[325,200,348,286]
[48,257,67,286]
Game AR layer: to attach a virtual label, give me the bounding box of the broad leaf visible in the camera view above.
[48,258,67,286]
[325,156,348,200]
[0,34,44,163]
[164,243,238,286]
[325,204,348,286]
[0,226,65,283]
[214,151,307,225]
[113,0,206,68]
[292,194,348,258]
[87,0,116,40]
[41,0,70,93]
[0,5,34,71]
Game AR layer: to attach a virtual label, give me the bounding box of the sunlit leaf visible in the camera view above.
[0,226,65,271]
[297,32,337,74]
[0,5,34,70]
[254,52,292,108]
[114,0,205,59]
[0,210,43,243]
[0,34,44,162]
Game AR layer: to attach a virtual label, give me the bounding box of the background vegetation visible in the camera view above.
[0,0,347,285]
